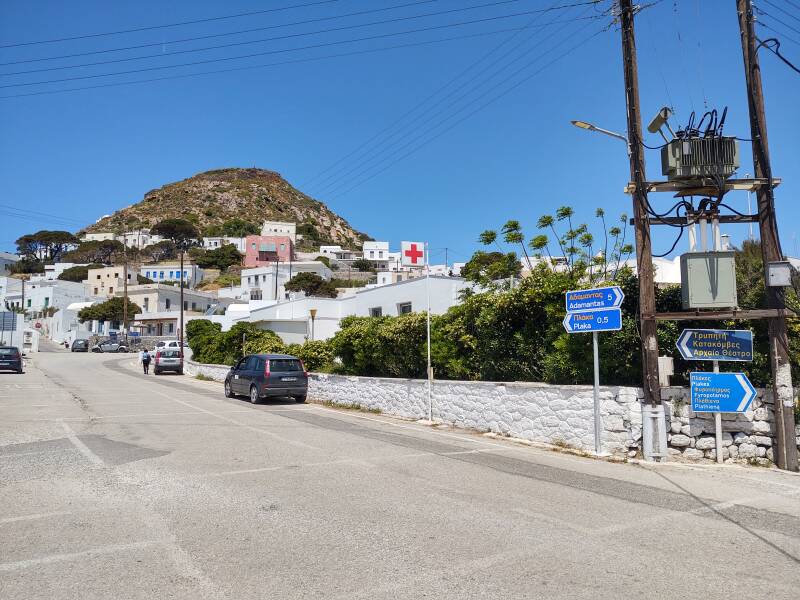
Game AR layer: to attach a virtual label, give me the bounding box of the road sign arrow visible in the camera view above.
[562,313,573,333]
[735,373,757,412]
[678,330,693,359]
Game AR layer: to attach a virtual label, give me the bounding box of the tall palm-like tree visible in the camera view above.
[501,220,532,271]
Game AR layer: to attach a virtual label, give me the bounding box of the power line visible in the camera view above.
[0,0,464,74]
[331,24,606,199]
[763,0,800,24]
[757,8,800,36]
[0,0,446,67]
[0,0,345,49]
[0,5,600,89]
[759,20,800,46]
[300,0,588,189]
[310,4,595,193]
[315,8,599,196]
[0,24,541,99]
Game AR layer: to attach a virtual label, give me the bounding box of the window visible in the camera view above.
[369,307,382,317]
[168,323,174,333]
[165,298,171,309]
[27,299,31,308]
[183,301,188,310]
[145,271,150,278]
[143,298,149,311]
[270,359,302,372]
[169,271,174,278]
[159,271,164,279]
[191,302,197,311]
[397,302,412,315]
[96,275,101,280]
[250,289,262,300]
[94,287,98,295]
[280,244,285,251]
[183,271,188,278]
[114,273,119,278]
[251,243,256,250]
[108,287,113,294]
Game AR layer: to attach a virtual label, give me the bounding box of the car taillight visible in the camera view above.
[300,360,309,377]
[264,361,270,377]
[155,352,161,362]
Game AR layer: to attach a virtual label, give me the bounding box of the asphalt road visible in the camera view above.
[2,351,800,599]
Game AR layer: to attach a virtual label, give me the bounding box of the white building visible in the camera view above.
[80,232,117,243]
[0,276,23,310]
[84,265,135,299]
[0,251,19,276]
[40,262,86,281]
[202,237,247,252]
[317,245,360,262]
[242,261,332,303]
[247,276,472,344]
[362,241,390,269]
[4,279,92,315]
[140,262,205,288]
[261,221,297,243]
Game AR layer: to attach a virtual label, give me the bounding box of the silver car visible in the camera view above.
[91,340,129,353]
[153,348,183,375]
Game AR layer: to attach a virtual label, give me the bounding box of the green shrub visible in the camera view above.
[286,340,335,372]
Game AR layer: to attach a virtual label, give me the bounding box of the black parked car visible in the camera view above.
[71,339,89,352]
[224,354,308,404]
[0,346,24,374]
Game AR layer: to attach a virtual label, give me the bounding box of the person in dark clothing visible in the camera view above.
[142,349,151,375]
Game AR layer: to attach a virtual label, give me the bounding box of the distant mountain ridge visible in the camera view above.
[83,168,369,250]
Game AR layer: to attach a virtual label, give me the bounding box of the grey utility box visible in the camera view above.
[661,137,740,180]
[680,251,738,309]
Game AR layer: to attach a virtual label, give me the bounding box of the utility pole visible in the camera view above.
[179,250,185,349]
[737,0,798,471]
[619,0,661,408]
[122,250,128,340]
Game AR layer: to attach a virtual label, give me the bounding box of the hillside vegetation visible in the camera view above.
[83,168,369,251]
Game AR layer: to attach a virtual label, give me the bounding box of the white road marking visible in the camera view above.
[0,540,165,571]
[59,420,104,467]
[0,511,72,525]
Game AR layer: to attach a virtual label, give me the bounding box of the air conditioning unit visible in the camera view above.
[661,137,740,180]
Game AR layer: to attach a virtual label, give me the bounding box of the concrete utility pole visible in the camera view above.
[122,251,128,339]
[179,250,185,349]
[619,0,661,407]
[737,0,798,471]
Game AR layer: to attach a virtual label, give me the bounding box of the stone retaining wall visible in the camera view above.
[183,358,800,464]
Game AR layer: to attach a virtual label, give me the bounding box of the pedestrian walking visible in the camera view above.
[137,348,144,366]
[141,349,151,375]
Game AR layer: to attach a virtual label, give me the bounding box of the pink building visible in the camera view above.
[244,235,294,268]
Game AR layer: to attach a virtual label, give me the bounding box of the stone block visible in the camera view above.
[670,421,682,434]
[682,448,704,460]
[721,432,733,447]
[728,445,739,458]
[766,447,774,461]
[756,446,767,458]
[752,435,772,447]
[694,436,717,451]
[669,434,691,448]
[738,443,758,458]
[706,447,730,461]
[680,422,705,437]
[751,420,772,434]
[752,407,770,421]
[733,432,750,445]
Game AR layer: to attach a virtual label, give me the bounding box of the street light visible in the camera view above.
[309,308,317,341]
[570,120,630,155]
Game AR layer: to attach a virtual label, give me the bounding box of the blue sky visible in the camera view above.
[0,0,798,266]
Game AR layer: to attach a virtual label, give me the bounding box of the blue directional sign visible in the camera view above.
[677,329,753,362]
[690,372,757,413]
[565,286,624,313]
[562,308,622,333]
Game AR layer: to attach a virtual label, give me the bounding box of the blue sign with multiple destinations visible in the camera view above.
[690,372,757,413]
[676,329,753,361]
[562,307,622,333]
[565,286,624,312]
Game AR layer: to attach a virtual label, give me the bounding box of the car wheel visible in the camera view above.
[17,369,24,375]
[154,368,161,375]
[295,395,307,403]
[249,385,260,405]
[224,380,234,398]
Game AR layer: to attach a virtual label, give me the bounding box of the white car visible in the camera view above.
[155,339,181,350]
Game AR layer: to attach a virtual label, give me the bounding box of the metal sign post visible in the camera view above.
[564,287,624,455]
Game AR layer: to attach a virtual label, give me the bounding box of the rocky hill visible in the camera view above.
[83,168,369,250]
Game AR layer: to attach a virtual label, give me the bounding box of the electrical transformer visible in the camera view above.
[661,137,740,180]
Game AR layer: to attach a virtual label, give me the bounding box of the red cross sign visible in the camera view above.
[401,241,425,267]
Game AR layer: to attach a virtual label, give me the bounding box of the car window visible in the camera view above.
[234,358,247,370]
[161,350,180,358]
[0,348,19,356]
[269,359,302,372]
[245,356,260,370]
